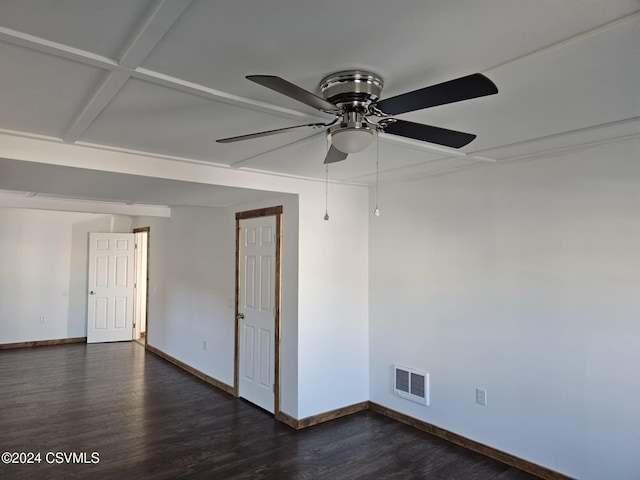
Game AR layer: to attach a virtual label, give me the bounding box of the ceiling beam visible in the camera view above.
[485,11,640,75]
[231,131,325,168]
[132,68,323,122]
[0,26,117,70]
[474,116,640,163]
[378,133,497,163]
[0,193,171,217]
[1,16,321,145]
[118,0,192,68]
[63,71,130,143]
[63,0,193,143]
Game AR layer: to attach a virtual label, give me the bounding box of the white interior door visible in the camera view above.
[239,215,276,412]
[87,233,135,343]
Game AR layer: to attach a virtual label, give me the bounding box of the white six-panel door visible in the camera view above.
[87,233,135,343]
[239,216,276,413]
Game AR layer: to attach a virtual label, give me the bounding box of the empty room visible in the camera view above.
[0,1,638,479]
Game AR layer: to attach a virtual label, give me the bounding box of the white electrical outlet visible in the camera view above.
[476,388,487,406]
[39,316,45,324]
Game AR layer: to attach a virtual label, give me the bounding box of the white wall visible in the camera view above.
[5,132,636,477]
[0,133,370,423]
[132,198,301,413]
[0,209,121,343]
[296,181,370,418]
[133,207,237,385]
[133,182,370,420]
[69,214,123,334]
[368,138,640,480]
[227,194,301,416]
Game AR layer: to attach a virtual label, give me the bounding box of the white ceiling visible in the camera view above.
[0,0,638,207]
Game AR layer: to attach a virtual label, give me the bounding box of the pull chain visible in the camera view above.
[374,133,381,217]
[324,147,330,221]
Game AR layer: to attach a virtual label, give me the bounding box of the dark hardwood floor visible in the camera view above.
[0,343,540,479]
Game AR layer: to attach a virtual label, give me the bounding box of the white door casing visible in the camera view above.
[87,233,135,343]
[238,215,276,412]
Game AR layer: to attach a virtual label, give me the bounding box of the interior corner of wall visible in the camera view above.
[109,214,133,233]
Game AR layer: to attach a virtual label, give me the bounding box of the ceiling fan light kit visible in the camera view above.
[320,71,384,154]
[217,69,498,165]
[329,126,375,153]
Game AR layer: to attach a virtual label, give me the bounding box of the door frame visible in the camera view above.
[133,227,150,347]
[234,206,283,417]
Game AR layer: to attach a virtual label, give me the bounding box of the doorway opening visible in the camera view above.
[133,227,150,346]
[235,206,282,416]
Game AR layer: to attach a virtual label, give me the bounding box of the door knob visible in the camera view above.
[236,313,245,320]
[89,291,96,295]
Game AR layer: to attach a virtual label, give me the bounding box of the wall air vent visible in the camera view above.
[394,365,429,406]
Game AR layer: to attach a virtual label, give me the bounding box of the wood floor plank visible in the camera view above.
[0,343,542,479]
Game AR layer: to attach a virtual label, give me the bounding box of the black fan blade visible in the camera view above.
[324,145,348,164]
[247,75,341,113]
[383,119,476,148]
[217,123,326,143]
[375,73,498,116]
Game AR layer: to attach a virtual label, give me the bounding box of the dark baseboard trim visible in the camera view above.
[135,344,573,479]
[275,411,299,429]
[297,401,370,429]
[0,337,87,350]
[369,402,574,480]
[145,343,234,395]
[279,401,370,430]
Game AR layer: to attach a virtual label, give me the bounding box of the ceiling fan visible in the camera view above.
[216,70,498,164]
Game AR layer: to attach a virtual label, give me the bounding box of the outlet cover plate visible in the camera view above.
[476,388,487,406]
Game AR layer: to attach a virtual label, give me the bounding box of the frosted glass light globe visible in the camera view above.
[330,128,374,153]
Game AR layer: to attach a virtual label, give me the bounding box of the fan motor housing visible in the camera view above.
[320,70,383,109]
